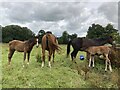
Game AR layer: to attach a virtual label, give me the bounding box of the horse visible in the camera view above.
[85,46,112,72]
[67,36,115,61]
[8,36,39,66]
[41,31,60,68]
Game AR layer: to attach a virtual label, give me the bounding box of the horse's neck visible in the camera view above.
[94,39,108,45]
[30,42,36,47]
[26,42,35,48]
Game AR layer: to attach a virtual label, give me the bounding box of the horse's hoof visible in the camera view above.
[41,66,44,68]
[49,66,51,68]
[27,62,29,65]
[110,70,112,72]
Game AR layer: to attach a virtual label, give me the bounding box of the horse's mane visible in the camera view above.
[25,38,35,44]
[93,36,112,41]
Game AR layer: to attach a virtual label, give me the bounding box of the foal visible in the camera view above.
[8,36,39,66]
[85,46,112,72]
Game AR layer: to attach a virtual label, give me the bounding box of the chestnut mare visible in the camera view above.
[85,46,112,72]
[41,32,60,68]
[8,36,39,66]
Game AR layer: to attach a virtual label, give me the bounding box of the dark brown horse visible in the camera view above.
[41,32,60,68]
[8,36,39,66]
[67,36,115,61]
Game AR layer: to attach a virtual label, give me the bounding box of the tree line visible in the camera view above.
[1,24,120,44]
[1,25,35,43]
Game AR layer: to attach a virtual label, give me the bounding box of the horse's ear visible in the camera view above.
[109,36,113,38]
[35,35,39,38]
[46,31,52,34]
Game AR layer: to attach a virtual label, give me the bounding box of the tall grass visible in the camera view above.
[1,43,119,88]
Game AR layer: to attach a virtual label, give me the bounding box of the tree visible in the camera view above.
[61,31,69,44]
[86,24,105,39]
[105,24,119,42]
[58,31,77,44]
[37,30,45,43]
[86,23,120,43]
[117,35,120,44]
[69,33,77,40]
[2,25,35,43]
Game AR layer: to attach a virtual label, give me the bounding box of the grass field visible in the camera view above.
[1,43,119,88]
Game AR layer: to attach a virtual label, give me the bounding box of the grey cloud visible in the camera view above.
[1,2,35,23]
[32,2,85,22]
[0,2,118,36]
[1,2,86,23]
[98,2,118,23]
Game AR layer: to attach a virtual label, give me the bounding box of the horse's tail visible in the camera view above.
[67,40,72,57]
[46,34,61,52]
[52,40,61,52]
[9,41,13,46]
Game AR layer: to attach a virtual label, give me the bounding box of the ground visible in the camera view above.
[1,43,119,88]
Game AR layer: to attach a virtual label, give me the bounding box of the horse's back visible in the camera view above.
[87,46,110,55]
[42,33,59,51]
[82,38,97,49]
[9,40,25,52]
[71,37,83,50]
[9,40,24,46]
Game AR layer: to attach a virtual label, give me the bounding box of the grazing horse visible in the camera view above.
[67,36,114,61]
[8,36,39,66]
[41,32,60,68]
[85,46,112,72]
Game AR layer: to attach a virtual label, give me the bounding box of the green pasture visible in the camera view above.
[1,43,119,88]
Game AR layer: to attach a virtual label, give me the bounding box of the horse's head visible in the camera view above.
[107,36,116,47]
[35,36,39,48]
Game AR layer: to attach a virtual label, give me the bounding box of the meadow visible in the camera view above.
[1,43,119,88]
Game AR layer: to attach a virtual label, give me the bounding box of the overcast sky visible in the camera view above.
[0,0,119,37]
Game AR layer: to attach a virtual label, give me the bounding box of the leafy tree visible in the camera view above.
[58,31,77,44]
[69,33,77,40]
[86,24,104,39]
[117,35,120,44]
[2,25,35,43]
[61,31,69,44]
[37,30,45,43]
[86,23,120,43]
[105,24,119,42]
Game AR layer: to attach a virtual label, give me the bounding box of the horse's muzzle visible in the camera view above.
[36,45,39,48]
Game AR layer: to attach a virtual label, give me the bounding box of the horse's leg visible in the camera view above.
[71,49,77,61]
[27,52,30,65]
[71,50,74,61]
[74,50,78,58]
[8,49,15,65]
[88,55,92,67]
[23,52,26,67]
[48,50,52,68]
[86,52,90,61]
[105,59,108,72]
[92,56,95,68]
[104,54,108,72]
[105,54,112,72]
[41,49,45,68]
[52,50,55,63]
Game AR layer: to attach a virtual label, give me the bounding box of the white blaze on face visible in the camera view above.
[36,38,39,47]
